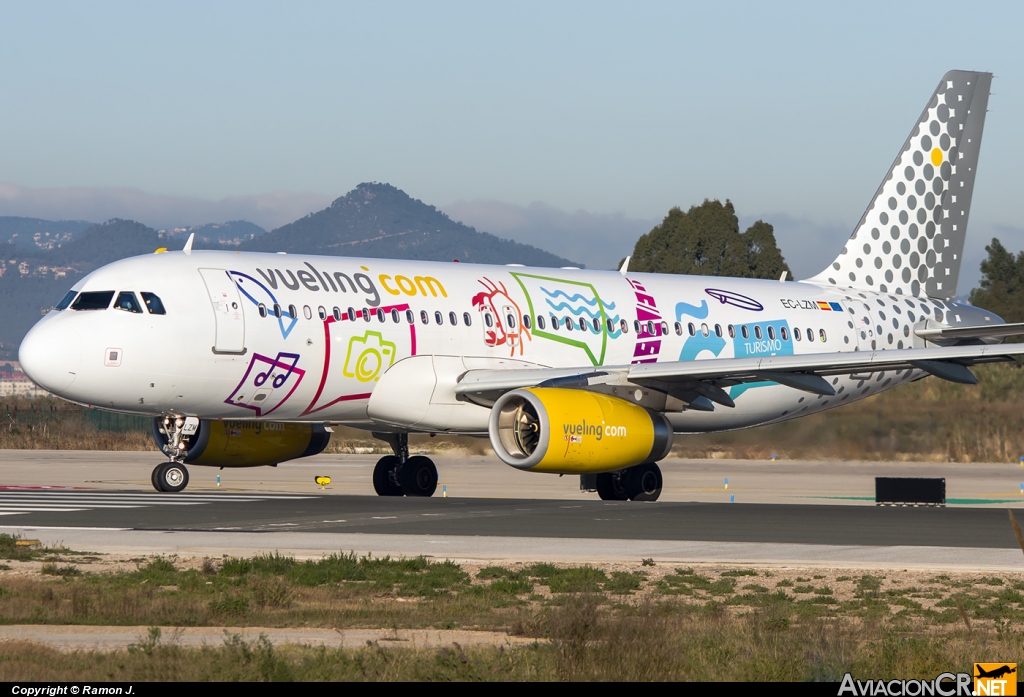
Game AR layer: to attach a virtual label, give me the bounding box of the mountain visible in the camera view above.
[165,220,266,248]
[0,217,92,252]
[243,183,581,267]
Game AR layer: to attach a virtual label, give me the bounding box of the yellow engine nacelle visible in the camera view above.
[488,388,672,474]
[152,419,331,468]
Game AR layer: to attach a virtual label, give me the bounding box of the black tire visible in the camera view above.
[626,462,662,502]
[157,462,189,493]
[372,455,403,496]
[151,465,163,492]
[596,471,630,501]
[400,456,437,497]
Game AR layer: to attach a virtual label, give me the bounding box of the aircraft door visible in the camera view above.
[199,268,246,354]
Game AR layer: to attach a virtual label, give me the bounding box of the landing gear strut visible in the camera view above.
[152,415,193,493]
[372,432,438,497]
[595,462,662,502]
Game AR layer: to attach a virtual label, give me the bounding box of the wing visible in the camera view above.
[455,343,1024,409]
[915,322,1024,341]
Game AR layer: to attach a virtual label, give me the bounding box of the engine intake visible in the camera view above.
[153,419,330,468]
[488,388,672,473]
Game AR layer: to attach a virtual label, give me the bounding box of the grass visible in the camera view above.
[2,555,1024,680]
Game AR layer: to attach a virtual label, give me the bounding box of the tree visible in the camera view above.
[628,199,790,280]
[969,238,1024,335]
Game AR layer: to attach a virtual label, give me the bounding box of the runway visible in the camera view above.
[2,451,1023,570]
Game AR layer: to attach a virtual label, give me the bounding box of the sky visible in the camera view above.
[1,1,1023,287]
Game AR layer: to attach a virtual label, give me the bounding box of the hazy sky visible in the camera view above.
[2,1,1023,286]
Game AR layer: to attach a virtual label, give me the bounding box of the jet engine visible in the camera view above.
[152,419,331,468]
[488,388,672,474]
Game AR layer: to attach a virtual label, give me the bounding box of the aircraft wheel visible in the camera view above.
[155,462,189,493]
[400,456,437,497]
[151,465,163,492]
[627,462,662,502]
[596,471,629,501]
[372,455,403,496]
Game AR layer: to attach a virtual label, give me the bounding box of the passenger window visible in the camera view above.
[406,310,414,324]
[662,322,669,336]
[819,329,827,342]
[552,316,560,330]
[72,291,115,311]
[633,320,641,334]
[318,306,327,320]
[674,322,682,336]
[463,312,472,326]
[537,315,546,330]
[333,307,342,321]
[592,318,600,332]
[347,307,356,321]
[377,308,386,322]
[420,310,429,324]
[140,292,166,315]
[523,314,532,330]
[794,328,802,341]
[806,328,813,342]
[362,308,371,322]
[56,290,77,310]
[701,323,710,338]
[754,326,762,340]
[578,318,586,331]
[484,313,494,328]
[435,311,443,325]
[258,303,267,318]
[507,313,517,329]
[303,305,313,320]
[114,291,143,314]
[449,311,457,326]
[620,319,628,334]
[714,324,722,338]
[391,309,399,323]
[688,323,695,337]
[288,304,297,319]
[647,321,655,335]
[781,326,789,341]
[741,325,749,339]
[767,326,775,340]
[727,324,735,338]
[565,317,573,332]
[272,304,282,318]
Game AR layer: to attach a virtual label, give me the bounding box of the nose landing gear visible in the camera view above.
[151,415,196,493]
[372,432,438,497]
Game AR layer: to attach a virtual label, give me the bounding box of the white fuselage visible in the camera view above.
[19,250,963,434]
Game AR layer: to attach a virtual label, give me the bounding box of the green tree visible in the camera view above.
[628,199,790,280]
[969,238,1024,337]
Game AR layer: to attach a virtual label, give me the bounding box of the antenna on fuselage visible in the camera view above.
[183,232,195,255]
[619,256,630,275]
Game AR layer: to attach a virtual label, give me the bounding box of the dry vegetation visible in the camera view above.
[2,536,1024,680]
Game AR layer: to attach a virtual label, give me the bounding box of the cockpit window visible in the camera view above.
[55,290,77,311]
[71,291,115,311]
[140,292,166,315]
[114,291,143,313]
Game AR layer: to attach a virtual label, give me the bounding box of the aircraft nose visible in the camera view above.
[19,320,82,394]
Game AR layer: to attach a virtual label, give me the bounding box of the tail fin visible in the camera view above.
[807,70,991,299]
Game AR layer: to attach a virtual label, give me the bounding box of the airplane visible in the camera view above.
[18,70,1024,499]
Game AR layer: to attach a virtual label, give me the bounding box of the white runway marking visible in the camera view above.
[0,491,314,518]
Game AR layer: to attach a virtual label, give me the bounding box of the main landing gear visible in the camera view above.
[152,415,193,493]
[593,462,663,502]
[372,432,438,497]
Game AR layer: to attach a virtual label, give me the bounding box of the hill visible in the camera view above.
[244,183,580,267]
[0,217,92,252]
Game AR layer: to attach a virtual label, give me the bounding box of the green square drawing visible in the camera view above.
[510,272,609,366]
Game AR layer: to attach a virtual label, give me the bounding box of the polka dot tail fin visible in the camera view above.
[808,71,992,301]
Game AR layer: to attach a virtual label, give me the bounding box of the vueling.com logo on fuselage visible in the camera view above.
[563,420,627,443]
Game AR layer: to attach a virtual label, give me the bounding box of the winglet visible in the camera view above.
[619,256,630,275]
[183,232,195,254]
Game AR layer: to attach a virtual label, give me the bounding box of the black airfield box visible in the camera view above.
[875,477,946,506]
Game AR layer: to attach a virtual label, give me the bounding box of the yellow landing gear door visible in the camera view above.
[199,268,246,354]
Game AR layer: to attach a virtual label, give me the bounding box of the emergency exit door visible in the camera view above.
[199,268,246,354]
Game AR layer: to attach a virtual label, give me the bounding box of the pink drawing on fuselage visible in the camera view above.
[627,278,662,364]
[472,277,531,356]
[300,302,416,416]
